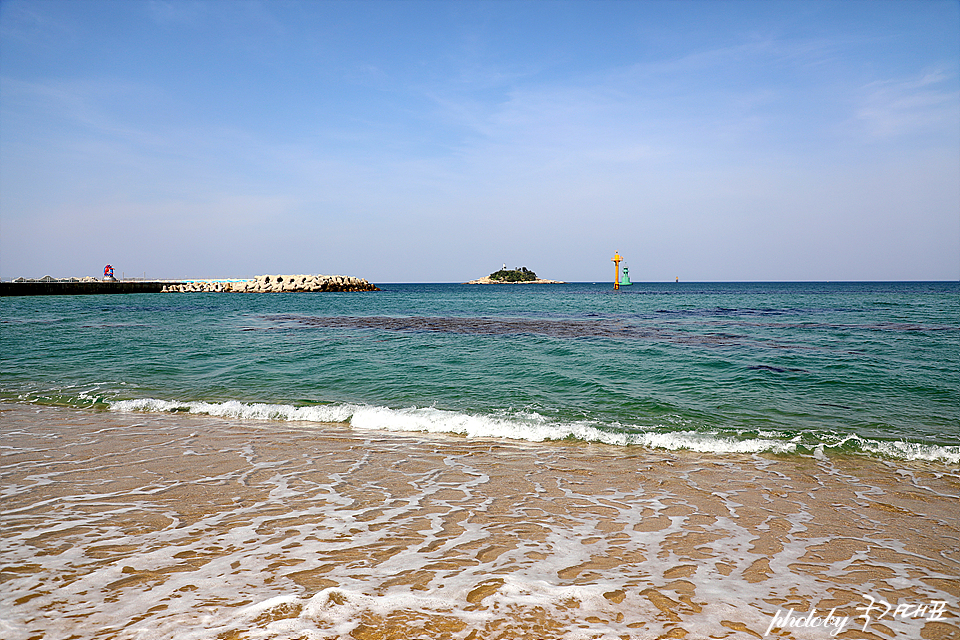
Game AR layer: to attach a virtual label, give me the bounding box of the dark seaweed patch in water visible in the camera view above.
[257,314,757,347]
[80,323,153,329]
[655,307,816,318]
[747,365,809,374]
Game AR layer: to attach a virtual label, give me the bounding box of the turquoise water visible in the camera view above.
[2,282,957,462]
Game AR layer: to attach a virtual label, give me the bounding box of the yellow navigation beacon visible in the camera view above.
[611,252,623,290]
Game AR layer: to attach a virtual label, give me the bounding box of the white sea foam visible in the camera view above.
[210,581,691,640]
[110,398,356,423]
[861,438,960,465]
[634,430,798,454]
[108,398,959,463]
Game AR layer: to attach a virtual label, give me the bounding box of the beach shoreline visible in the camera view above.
[2,402,957,639]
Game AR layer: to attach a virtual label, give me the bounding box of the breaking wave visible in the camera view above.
[108,398,959,464]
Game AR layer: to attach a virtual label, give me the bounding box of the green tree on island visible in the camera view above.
[489,266,538,282]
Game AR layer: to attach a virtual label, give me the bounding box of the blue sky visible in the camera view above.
[1,0,957,282]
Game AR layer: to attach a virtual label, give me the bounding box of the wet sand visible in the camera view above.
[1,403,957,639]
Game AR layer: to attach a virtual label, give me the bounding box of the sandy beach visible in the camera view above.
[2,403,957,639]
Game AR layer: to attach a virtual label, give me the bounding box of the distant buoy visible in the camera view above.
[611,252,623,290]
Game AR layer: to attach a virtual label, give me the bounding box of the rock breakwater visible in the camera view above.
[163,274,379,293]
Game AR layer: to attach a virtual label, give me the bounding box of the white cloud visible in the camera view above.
[146,0,208,27]
[856,67,960,139]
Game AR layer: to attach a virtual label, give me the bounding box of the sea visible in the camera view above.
[1,281,958,639]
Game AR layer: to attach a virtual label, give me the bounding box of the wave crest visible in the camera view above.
[107,398,958,464]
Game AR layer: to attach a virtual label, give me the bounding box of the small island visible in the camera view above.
[464,266,565,285]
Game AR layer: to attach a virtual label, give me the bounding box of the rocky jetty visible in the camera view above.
[163,274,379,293]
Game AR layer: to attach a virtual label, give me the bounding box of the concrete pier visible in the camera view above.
[0,280,182,296]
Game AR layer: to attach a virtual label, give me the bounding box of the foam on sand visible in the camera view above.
[3,403,957,639]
